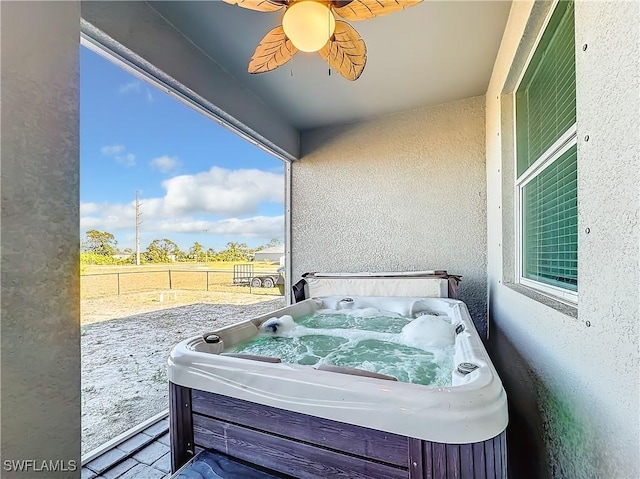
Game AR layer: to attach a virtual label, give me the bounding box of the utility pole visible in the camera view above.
[135,191,142,266]
[202,229,209,265]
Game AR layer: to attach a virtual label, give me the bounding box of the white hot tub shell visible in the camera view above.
[168,274,508,478]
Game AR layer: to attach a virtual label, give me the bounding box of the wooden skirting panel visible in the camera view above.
[190,389,408,468]
[170,383,506,479]
[194,414,407,479]
[408,432,507,479]
[169,382,194,472]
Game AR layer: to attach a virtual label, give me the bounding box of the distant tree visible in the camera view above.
[255,238,282,252]
[144,238,182,263]
[82,230,118,256]
[125,251,146,265]
[121,247,136,265]
[80,252,119,265]
[188,242,205,262]
[176,249,189,262]
[213,242,251,262]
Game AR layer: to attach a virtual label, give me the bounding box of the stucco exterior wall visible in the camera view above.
[486,1,639,478]
[292,97,488,335]
[1,2,81,475]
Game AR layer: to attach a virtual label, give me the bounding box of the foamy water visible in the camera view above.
[227,308,456,386]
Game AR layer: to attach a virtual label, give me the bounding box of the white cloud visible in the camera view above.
[118,81,141,94]
[101,145,136,167]
[80,201,136,231]
[117,153,137,167]
[118,80,154,104]
[100,145,125,156]
[150,155,180,173]
[157,216,284,237]
[161,166,283,216]
[80,166,285,248]
[80,202,100,215]
[84,166,283,220]
[81,210,283,246]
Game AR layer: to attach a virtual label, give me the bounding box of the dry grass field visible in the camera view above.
[81,262,282,299]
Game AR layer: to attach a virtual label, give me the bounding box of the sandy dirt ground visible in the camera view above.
[81,292,285,455]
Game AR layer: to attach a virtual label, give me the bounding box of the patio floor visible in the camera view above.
[81,412,170,479]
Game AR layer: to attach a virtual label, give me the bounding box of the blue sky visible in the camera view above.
[80,45,284,253]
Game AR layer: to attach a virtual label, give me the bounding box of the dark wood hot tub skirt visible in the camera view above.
[170,382,506,479]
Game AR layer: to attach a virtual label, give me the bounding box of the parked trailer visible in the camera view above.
[232,264,279,288]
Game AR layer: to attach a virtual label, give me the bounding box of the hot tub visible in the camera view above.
[168,290,508,478]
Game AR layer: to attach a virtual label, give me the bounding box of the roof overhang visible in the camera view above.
[81,0,512,160]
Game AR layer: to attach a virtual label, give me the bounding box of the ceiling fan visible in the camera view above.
[222,0,423,81]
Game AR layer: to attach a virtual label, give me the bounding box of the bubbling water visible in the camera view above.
[227,308,456,387]
[299,308,409,333]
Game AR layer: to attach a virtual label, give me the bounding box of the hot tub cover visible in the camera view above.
[293,270,462,302]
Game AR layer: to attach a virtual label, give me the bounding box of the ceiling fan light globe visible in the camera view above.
[282,1,336,53]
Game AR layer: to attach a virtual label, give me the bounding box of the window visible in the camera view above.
[515,0,577,302]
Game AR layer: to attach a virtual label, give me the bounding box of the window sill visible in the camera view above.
[503,282,578,319]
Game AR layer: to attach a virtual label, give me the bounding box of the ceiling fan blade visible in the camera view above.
[333,0,422,21]
[248,26,298,74]
[222,0,286,13]
[318,21,366,81]
[331,0,355,7]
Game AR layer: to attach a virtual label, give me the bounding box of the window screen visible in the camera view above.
[516,0,577,295]
[516,1,576,177]
[522,145,577,290]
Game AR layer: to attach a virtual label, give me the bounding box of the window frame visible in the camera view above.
[513,0,578,305]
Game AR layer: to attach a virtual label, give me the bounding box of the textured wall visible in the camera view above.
[1,2,81,476]
[486,1,639,478]
[293,97,487,335]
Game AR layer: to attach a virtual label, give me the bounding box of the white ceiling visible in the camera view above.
[148,1,512,131]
